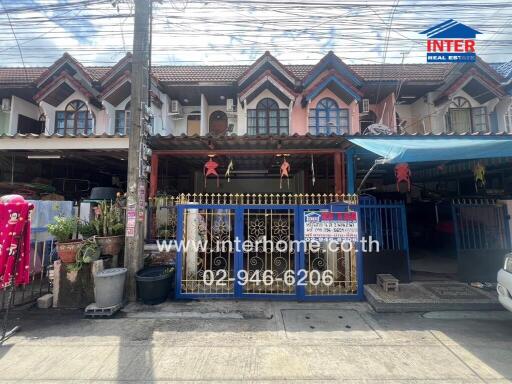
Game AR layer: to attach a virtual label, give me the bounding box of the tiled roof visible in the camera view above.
[151,63,453,82]
[0,67,46,85]
[0,62,483,86]
[0,66,110,86]
[83,66,111,81]
[151,65,248,82]
[349,64,453,81]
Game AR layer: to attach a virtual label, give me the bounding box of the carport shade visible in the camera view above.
[349,137,512,164]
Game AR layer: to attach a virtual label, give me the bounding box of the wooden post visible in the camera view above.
[149,153,159,198]
[334,152,342,195]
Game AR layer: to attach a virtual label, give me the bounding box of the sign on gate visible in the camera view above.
[304,210,358,242]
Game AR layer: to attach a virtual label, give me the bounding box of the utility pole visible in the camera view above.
[124,0,151,300]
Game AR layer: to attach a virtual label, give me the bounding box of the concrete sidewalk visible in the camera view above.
[1,301,512,383]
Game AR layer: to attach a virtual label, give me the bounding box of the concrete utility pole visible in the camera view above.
[124,0,151,300]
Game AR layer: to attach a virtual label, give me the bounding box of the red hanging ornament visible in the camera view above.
[394,163,411,192]
[204,156,219,188]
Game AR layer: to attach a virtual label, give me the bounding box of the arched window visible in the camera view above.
[115,102,131,135]
[247,98,289,135]
[308,97,349,135]
[505,104,512,133]
[445,96,488,133]
[55,100,94,135]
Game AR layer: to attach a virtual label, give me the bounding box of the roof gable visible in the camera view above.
[303,73,362,106]
[303,51,363,88]
[36,53,93,88]
[34,71,95,107]
[435,68,505,105]
[99,52,132,86]
[239,70,296,105]
[238,51,297,88]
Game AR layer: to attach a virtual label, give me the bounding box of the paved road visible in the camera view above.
[1,302,512,383]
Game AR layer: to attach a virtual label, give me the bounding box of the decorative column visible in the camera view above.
[334,151,343,195]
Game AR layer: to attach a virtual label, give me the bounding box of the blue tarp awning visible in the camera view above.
[349,137,512,164]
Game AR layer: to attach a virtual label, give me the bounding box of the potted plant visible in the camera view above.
[91,200,125,265]
[66,237,101,272]
[47,216,81,264]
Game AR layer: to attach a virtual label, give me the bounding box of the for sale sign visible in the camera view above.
[304,210,358,242]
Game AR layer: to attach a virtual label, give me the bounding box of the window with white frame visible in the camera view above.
[115,102,131,135]
[505,104,512,133]
[55,100,94,135]
[308,97,349,135]
[247,98,289,135]
[445,96,488,133]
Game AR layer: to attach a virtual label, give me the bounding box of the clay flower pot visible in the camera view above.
[96,235,124,257]
[56,240,83,264]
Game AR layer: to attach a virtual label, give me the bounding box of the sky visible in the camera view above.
[0,0,511,67]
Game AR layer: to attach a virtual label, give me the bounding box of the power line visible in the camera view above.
[0,0,28,81]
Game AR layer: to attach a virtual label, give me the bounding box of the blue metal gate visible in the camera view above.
[175,197,364,301]
[359,198,411,283]
[452,199,511,282]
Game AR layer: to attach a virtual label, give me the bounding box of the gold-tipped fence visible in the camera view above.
[149,193,358,206]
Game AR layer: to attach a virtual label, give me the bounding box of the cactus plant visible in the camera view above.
[91,200,125,237]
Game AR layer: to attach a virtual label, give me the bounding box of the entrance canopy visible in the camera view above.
[349,136,512,164]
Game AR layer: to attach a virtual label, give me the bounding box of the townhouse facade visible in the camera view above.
[1,51,512,299]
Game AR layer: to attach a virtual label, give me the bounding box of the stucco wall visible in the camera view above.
[0,110,9,135]
[9,96,41,135]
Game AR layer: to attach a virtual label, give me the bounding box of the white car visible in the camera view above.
[497,254,512,312]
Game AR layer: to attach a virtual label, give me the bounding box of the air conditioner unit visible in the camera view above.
[226,98,235,112]
[1,98,11,112]
[362,98,370,114]
[169,100,182,116]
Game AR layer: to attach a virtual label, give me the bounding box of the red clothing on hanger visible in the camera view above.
[0,195,33,288]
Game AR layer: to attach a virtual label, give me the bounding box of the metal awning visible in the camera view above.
[150,133,351,152]
[349,136,512,164]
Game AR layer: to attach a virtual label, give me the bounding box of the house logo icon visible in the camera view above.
[420,19,481,63]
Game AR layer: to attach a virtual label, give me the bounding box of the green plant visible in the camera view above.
[78,221,97,238]
[66,237,101,272]
[47,216,78,242]
[92,200,125,237]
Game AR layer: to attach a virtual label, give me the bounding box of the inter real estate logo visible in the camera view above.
[420,19,481,63]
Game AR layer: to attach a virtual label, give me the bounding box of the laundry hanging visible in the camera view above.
[225,159,234,182]
[0,195,33,288]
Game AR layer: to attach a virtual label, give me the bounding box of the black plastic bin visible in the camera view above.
[135,265,175,305]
